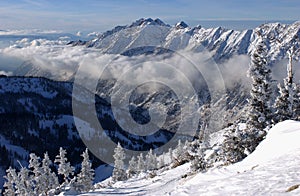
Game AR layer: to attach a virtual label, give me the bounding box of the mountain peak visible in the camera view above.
[91,18,169,42]
[129,18,168,27]
[153,18,168,26]
[175,21,189,29]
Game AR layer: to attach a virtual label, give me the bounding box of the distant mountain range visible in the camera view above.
[11,18,300,81]
[69,18,300,63]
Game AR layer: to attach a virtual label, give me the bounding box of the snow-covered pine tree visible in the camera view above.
[40,152,59,194]
[15,167,33,195]
[274,78,293,122]
[112,143,126,181]
[28,153,43,195]
[127,156,137,178]
[75,148,94,193]
[289,43,300,119]
[274,41,300,122]
[245,34,272,153]
[221,125,247,164]
[145,149,157,171]
[191,147,207,172]
[55,147,74,184]
[247,35,272,130]
[183,140,192,159]
[157,152,166,169]
[220,35,273,165]
[174,140,184,161]
[137,153,145,173]
[190,138,210,171]
[3,167,17,196]
[293,84,300,119]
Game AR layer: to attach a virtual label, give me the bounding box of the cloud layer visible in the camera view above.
[1,37,298,93]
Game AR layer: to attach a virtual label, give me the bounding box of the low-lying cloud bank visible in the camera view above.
[0,38,298,92]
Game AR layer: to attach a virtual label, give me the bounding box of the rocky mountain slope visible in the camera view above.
[70,18,300,63]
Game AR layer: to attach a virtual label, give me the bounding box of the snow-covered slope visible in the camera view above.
[0,76,182,188]
[71,18,300,63]
[83,120,300,195]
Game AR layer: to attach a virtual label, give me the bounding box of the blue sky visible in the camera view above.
[0,0,299,32]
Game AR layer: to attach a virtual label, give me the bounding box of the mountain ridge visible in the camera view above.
[67,18,300,65]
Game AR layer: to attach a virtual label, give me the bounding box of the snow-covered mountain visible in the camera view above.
[0,76,99,188]
[1,19,300,193]
[9,18,297,86]
[0,76,189,188]
[78,120,300,195]
[0,71,249,190]
[70,18,300,63]
[8,18,300,84]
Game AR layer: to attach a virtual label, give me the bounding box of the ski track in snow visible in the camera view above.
[78,120,300,196]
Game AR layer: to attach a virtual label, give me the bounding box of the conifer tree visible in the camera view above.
[28,153,42,195]
[15,167,33,195]
[40,152,59,194]
[55,147,74,184]
[3,167,17,196]
[247,36,272,131]
[293,84,300,118]
[246,34,272,153]
[137,153,145,173]
[112,143,126,181]
[76,148,94,193]
[220,35,273,165]
[127,156,137,178]
[274,42,300,121]
[274,78,294,122]
[157,153,166,169]
[221,125,247,164]
[191,147,207,172]
[145,149,157,171]
[174,140,184,161]
[190,138,210,171]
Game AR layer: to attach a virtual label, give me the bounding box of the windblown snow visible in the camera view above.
[76,120,300,195]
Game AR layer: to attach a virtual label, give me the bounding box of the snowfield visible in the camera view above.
[78,120,300,195]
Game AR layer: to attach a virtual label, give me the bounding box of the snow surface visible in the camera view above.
[0,77,58,99]
[76,120,300,195]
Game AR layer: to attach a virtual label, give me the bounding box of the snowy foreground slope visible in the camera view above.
[78,120,300,195]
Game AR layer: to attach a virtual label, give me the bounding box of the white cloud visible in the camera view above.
[76,31,82,37]
[0,29,62,36]
[272,59,300,83]
[0,70,12,76]
[218,55,251,89]
[1,40,253,90]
